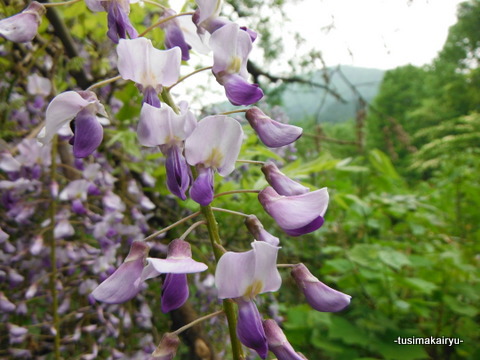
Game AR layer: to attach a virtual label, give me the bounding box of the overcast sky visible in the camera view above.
[281,0,464,70]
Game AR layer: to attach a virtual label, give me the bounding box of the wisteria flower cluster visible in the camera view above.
[0,0,351,359]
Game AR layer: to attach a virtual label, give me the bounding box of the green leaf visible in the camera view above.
[443,295,478,317]
[369,149,400,179]
[378,249,411,270]
[403,278,437,295]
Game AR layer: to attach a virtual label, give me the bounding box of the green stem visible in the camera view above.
[200,204,244,360]
[49,136,61,360]
[161,90,244,360]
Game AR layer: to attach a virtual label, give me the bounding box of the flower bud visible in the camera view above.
[150,332,181,360]
[244,215,280,246]
[0,2,45,43]
[263,319,307,360]
[291,263,351,312]
[261,162,309,196]
[246,107,302,148]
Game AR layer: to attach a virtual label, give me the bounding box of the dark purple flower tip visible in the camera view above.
[240,26,257,42]
[236,299,268,359]
[244,215,280,246]
[261,162,309,196]
[283,216,324,237]
[150,332,181,360]
[291,263,351,312]
[72,108,103,158]
[71,198,87,215]
[91,241,149,304]
[161,273,189,313]
[0,2,45,43]
[164,23,191,61]
[165,146,191,201]
[143,86,161,108]
[190,166,214,206]
[106,1,138,43]
[223,74,264,106]
[263,319,306,360]
[246,107,303,148]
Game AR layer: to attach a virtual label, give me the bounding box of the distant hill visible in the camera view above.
[279,65,385,124]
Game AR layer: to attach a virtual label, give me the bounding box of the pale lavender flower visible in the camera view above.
[244,215,280,246]
[0,292,16,312]
[92,241,149,304]
[258,186,329,237]
[291,263,351,312]
[38,91,107,158]
[263,319,307,360]
[160,9,191,61]
[145,239,208,313]
[210,22,263,106]
[261,162,309,196]
[185,115,243,205]
[215,241,282,359]
[85,0,138,43]
[137,103,196,200]
[0,2,45,43]
[246,107,303,148]
[117,37,181,107]
[27,73,51,96]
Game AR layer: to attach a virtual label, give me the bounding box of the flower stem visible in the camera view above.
[49,135,61,360]
[86,75,122,91]
[200,204,244,360]
[214,189,260,198]
[143,211,201,241]
[172,309,224,336]
[167,66,213,90]
[221,109,248,115]
[211,207,250,218]
[179,220,207,240]
[139,12,195,37]
[43,0,82,8]
[236,159,266,165]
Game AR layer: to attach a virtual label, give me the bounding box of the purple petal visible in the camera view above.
[143,86,161,108]
[92,241,149,304]
[291,263,351,312]
[223,74,264,106]
[190,166,214,206]
[161,11,191,61]
[0,2,45,43]
[71,198,87,215]
[244,215,280,246]
[263,319,306,360]
[161,273,189,313]
[165,146,191,201]
[283,216,324,237]
[106,1,138,43]
[261,161,309,196]
[72,108,103,158]
[236,299,268,359]
[246,107,303,148]
[240,26,257,42]
[258,187,329,236]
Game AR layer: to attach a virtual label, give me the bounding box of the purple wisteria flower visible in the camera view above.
[38,91,108,158]
[246,107,303,148]
[263,319,307,360]
[145,239,208,313]
[117,37,181,107]
[291,263,351,312]
[92,241,150,304]
[137,102,196,200]
[185,115,243,206]
[210,22,263,106]
[0,2,45,43]
[245,215,280,246]
[261,162,310,196]
[215,241,282,359]
[85,0,138,43]
[160,9,191,61]
[258,186,329,237]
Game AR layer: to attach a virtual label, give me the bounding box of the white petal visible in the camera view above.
[137,104,186,147]
[215,249,256,299]
[146,257,207,274]
[41,91,90,144]
[251,241,282,294]
[184,115,243,176]
[117,37,181,89]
